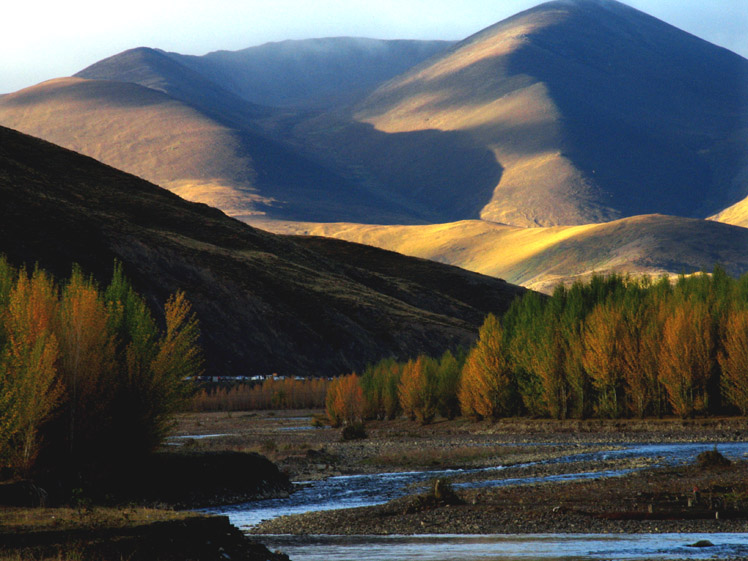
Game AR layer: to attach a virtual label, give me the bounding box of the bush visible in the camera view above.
[340,422,367,441]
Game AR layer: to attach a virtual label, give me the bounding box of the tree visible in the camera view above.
[658,301,715,418]
[0,268,62,470]
[398,356,438,424]
[719,309,748,414]
[582,302,625,418]
[436,350,462,420]
[458,314,513,419]
[57,267,116,461]
[326,373,365,427]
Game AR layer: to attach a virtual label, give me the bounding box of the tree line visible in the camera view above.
[190,378,329,411]
[327,269,748,424]
[0,258,202,476]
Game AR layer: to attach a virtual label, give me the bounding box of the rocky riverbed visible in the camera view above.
[173,411,748,537]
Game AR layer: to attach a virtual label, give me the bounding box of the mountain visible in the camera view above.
[0,76,412,223]
[260,214,748,292]
[0,125,526,376]
[289,0,748,226]
[2,0,747,295]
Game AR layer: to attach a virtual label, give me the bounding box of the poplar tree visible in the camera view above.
[719,309,748,414]
[458,314,513,419]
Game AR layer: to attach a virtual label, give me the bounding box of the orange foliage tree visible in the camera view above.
[658,301,715,418]
[719,309,748,414]
[326,373,365,427]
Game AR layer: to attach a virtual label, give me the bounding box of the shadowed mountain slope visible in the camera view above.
[0,126,525,375]
[261,214,748,293]
[163,38,454,109]
[0,77,414,223]
[292,0,748,227]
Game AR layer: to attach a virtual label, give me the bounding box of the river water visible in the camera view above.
[203,442,748,560]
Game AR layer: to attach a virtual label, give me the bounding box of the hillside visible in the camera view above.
[710,195,748,228]
[290,0,748,226]
[0,125,525,376]
[0,77,412,223]
[261,214,748,292]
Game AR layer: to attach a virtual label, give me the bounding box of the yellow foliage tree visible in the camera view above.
[458,314,513,419]
[0,269,62,470]
[582,303,625,418]
[398,356,438,424]
[57,267,117,459]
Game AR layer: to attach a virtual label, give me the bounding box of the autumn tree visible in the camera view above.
[458,314,514,419]
[326,373,365,427]
[56,267,117,462]
[719,309,748,414]
[398,356,438,424]
[582,302,626,418]
[658,300,715,418]
[0,268,62,470]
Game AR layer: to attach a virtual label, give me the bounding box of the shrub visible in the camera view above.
[340,422,367,441]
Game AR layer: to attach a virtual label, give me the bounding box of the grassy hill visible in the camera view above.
[0,125,525,376]
[260,214,748,292]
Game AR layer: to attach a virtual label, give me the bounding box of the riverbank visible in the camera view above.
[167,410,748,537]
[0,508,289,561]
[170,410,748,480]
[252,459,748,535]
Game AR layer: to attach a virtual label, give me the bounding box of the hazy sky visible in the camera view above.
[3,0,747,94]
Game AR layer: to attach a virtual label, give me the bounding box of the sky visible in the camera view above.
[3,0,747,94]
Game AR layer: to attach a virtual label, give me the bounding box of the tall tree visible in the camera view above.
[658,300,715,417]
[458,314,513,419]
[719,309,748,414]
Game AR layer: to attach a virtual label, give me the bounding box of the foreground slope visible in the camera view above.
[262,215,748,292]
[0,126,525,376]
[293,0,748,226]
[0,76,411,223]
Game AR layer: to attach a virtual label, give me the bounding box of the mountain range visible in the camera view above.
[1,0,747,291]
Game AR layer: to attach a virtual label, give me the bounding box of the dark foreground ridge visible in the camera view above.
[0,125,526,377]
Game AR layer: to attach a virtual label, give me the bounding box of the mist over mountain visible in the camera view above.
[163,38,454,109]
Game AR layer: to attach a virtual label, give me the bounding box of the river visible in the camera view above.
[202,442,748,560]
